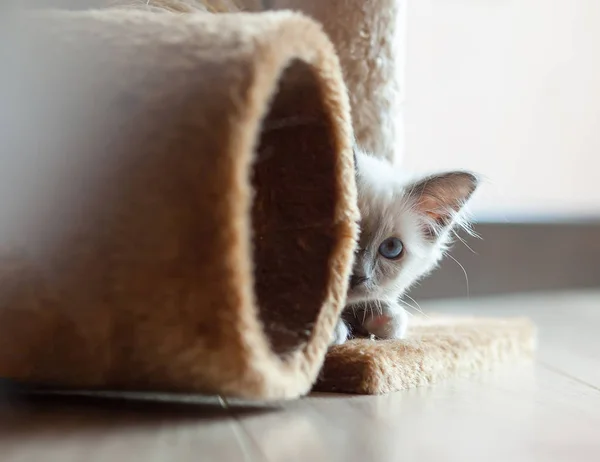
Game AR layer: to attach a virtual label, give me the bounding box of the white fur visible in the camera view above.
[333,149,479,345]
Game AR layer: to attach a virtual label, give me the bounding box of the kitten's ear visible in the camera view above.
[407,171,479,233]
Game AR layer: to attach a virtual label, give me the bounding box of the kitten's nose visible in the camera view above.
[349,275,368,290]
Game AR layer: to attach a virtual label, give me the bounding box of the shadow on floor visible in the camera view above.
[0,378,278,438]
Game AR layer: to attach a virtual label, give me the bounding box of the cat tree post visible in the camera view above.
[267,0,407,164]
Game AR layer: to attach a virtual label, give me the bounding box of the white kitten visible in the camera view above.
[332,149,479,345]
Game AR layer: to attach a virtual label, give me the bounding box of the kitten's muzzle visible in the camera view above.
[349,275,368,290]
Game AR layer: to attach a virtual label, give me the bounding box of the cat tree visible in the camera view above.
[0,3,534,399]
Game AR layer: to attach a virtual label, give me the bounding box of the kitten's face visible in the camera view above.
[347,151,479,305]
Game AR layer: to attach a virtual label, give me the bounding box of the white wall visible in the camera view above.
[403,0,600,220]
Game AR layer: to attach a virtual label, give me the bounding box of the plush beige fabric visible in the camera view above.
[315,317,536,394]
[267,0,406,162]
[0,8,358,400]
[101,0,261,13]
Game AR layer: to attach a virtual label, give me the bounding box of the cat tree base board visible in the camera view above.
[315,316,536,394]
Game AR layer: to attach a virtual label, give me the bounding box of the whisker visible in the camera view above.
[404,293,426,316]
[447,253,470,298]
[397,297,417,313]
[398,297,430,319]
[376,300,383,316]
[451,228,478,255]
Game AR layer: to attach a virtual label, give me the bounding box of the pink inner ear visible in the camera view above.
[425,210,444,221]
[410,172,477,227]
[417,195,445,221]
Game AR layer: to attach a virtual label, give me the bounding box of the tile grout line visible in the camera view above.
[538,361,600,393]
[220,396,283,462]
[217,396,262,462]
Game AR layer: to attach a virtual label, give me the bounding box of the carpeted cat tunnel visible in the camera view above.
[0,7,535,400]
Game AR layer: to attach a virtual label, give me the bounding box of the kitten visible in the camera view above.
[331,149,480,345]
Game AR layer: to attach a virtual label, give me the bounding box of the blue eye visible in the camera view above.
[378,237,404,259]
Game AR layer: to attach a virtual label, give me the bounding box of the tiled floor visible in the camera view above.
[2,290,600,461]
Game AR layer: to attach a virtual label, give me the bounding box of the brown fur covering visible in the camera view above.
[0,9,358,400]
[316,317,536,394]
[100,0,260,13]
[267,0,406,162]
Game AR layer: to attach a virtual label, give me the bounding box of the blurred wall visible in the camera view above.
[409,222,600,299]
[404,0,600,221]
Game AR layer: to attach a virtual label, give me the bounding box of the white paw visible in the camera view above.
[331,319,349,345]
[364,306,408,340]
